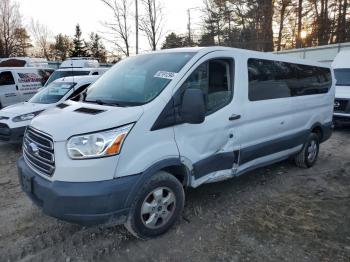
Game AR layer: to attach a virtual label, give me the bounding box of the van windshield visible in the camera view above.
[334,68,350,86]
[85,52,195,106]
[44,70,89,86]
[29,82,75,104]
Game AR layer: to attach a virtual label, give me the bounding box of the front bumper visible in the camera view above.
[333,113,350,123]
[0,123,26,143]
[17,156,141,226]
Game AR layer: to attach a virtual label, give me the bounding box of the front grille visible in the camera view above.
[334,99,349,113]
[23,127,55,177]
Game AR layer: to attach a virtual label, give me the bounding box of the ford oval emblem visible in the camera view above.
[334,101,340,108]
[29,143,39,156]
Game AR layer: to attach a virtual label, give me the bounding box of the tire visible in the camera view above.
[124,171,185,239]
[294,133,320,168]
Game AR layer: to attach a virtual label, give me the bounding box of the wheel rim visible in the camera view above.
[307,140,318,162]
[140,187,176,229]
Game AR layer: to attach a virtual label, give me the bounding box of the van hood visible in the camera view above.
[0,102,51,118]
[335,85,350,99]
[30,101,144,141]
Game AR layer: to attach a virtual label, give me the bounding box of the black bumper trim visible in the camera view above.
[0,126,26,143]
[17,156,141,226]
[320,121,332,142]
[333,115,350,123]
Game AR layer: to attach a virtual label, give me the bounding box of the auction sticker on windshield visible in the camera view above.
[154,71,178,80]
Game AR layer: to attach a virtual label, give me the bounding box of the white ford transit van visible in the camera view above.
[17,47,334,239]
[0,75,99,143]
[0,68,54,109]
[44,67,108,87]
[59,57,100,69]
[332,51,350,125]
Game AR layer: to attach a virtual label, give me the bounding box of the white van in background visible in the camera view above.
[59,57,100,69]
[0,57,49,68]
[0,75,99,143]
[17,47,334,239]
[332,51,350,125]
[44,67,108,87]
[0,68,54,109]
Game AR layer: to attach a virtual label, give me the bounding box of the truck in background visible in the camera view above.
[332,51,350,125]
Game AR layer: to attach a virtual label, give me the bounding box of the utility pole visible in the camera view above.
[135,0,139,54]
[187,9,191,46]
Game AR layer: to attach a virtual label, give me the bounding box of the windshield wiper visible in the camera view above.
[84,99,121,107]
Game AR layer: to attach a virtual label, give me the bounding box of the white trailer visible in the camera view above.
[274,42,350,65]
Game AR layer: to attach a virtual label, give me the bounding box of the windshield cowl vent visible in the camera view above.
[74,107,105,115]
[56,103,69,109]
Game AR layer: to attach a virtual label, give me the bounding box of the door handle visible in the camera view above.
[229,114,241,121]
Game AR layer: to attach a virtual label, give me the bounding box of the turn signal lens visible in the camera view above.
[106,133,126,155]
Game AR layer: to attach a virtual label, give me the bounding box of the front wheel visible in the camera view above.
[125,171,185,239]
[294,133,320,168]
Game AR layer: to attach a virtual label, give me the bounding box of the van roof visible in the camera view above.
[51,75,100,85]
[0,57,49,68]
[59,58,99,69]
[0,67,53,71]
[332,50,350,69]
[55,68,106,72]
[150,46,331,68]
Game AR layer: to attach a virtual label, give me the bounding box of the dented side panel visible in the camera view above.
[173,51,243,187]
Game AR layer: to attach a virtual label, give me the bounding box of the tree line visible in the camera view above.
[0,0,107,62]
[0,0,349,61]
[163,0,350,51]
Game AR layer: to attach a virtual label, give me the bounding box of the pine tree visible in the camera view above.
[87,33,107,62]
[161,33,185,49]
[13,28,32,56]
[70,24,88,57]
[52,34,72,61]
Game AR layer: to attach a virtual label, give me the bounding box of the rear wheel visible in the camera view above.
[125,171,185,239]
[294,133,320,168]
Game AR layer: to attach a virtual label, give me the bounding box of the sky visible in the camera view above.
[17,0,203,55]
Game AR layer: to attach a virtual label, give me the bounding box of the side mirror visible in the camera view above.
[181,88,206,124]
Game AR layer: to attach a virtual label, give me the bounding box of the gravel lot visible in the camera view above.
[0,129,349,262]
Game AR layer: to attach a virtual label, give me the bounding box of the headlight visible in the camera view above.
[12,110,44,122]
[67,123,134,159]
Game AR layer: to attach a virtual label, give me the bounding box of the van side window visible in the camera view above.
[182,59,233,114]
[248,58,331,101]
[91,72,99,75]
[0,71,15,86]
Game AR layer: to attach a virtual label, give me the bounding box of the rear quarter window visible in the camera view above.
[248,58,331,101]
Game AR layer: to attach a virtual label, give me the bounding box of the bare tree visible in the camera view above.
[0,0,22,57]
[100,0,132,57]
[139,0,164,51]
[30,18,52,59]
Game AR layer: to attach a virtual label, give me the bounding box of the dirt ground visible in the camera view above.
[0,129,349,262]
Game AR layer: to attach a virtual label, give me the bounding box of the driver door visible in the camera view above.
[173,52,241,186]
